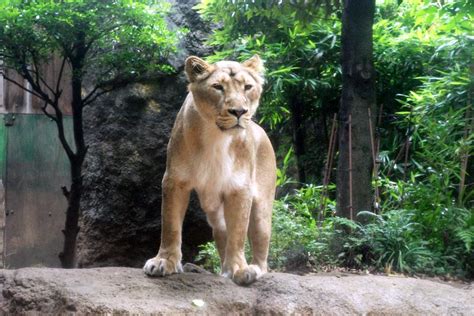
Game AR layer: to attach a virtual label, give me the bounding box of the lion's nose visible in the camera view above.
[228,108,248,118]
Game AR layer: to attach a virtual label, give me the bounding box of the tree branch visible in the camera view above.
[28,49,48,94]
[1,74,45,100]
[20,64,55,105]
[61,186,70,199]
[51,102,76,161]
[84,22,130,52]
[82,85,101,105]
[30,67,56,97]
[40,100,58,122]
[27,48,58,97]
[83,86,114,106]
[82,65,117,106]
[55,55,68,98]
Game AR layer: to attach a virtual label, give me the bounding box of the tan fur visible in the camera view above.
[143,55,276,285]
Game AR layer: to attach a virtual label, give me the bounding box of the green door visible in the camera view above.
[5,114,72,268]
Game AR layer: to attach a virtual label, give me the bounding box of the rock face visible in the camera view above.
[78,0,213,267]
[1,268,473,314]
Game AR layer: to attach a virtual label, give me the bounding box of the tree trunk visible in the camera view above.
[60,34,87,267]
[59,80,86,267]
[59,162,83,268]
[336,0,376,220]
[290,96,306,184]
[59,75,86,267]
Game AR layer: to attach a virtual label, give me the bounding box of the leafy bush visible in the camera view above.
[332,207,473,278]
[333,211,434,273]
[195,241,221,274]
[196,189,472,278]
[196,184,337,272]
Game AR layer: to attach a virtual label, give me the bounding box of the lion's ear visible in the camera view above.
[242,54,264,75]
[185,56,212,82]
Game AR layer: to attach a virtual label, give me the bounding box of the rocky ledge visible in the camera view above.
[0,267,472,314]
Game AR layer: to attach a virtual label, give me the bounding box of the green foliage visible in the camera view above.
[196,184,337,272]
[394,70,471,202]
[0,0,182,87]
[372,0,473,277]
[195,241,221,274]
[275,147,295,187]
[334,211,434,273]
[368,0,473,277]
[374,0,472,150]
[270,185,321,269]
[195,0,473,278]
[196,186,472,277]
[332,207,473,277]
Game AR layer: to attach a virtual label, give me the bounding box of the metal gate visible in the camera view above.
[3,114,72,268]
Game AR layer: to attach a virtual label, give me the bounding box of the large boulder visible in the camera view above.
[77,0,213,267]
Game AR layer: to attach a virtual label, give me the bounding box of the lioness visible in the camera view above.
[143,55,276,285]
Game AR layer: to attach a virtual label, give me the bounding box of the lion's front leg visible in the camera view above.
[222,189,259,285]
[144,176,190,277]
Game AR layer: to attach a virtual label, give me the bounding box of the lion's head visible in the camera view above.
[185,55,264,131]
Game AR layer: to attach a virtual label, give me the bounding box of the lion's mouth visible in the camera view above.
[217,123,245,131]
[216,115,249,131]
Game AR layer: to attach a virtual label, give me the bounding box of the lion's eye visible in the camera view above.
[244,84,253,91]
[212,84,224,91]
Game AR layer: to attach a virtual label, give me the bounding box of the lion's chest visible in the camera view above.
[190,134,251,212]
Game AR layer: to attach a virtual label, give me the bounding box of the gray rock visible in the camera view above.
[78,0,213,267]
[166,0,214,68]
[1,268,473,314]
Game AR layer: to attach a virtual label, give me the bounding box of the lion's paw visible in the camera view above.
[224,264,263,286]
[143,257,183,277]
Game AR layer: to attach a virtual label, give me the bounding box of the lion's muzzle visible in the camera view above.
[228,108,248,118]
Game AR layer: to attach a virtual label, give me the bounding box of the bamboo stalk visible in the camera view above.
[377,103,384,127]
[326,117,338,202]
[327,117,338,184]
[325,115,338,185]
[375,104,383,210]
[403,138,411,181]
[368,107,380,212]
[368,108,377,173]
[459,108,472,205]
[400,107,414,205]
[319,113,338,225]
[348,114,353,220]
[386,142,406,178]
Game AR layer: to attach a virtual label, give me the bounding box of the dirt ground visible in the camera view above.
[0,267,472,314]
